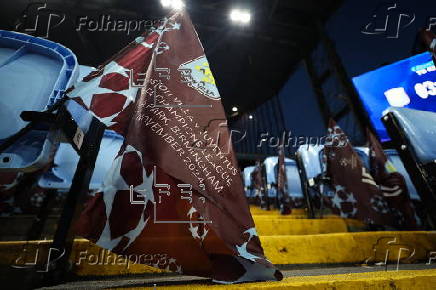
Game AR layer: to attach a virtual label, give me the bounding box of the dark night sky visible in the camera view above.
[1,0,434,143]
[278,0,435,140]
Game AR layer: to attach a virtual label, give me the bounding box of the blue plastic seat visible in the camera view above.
[38,65,125,191]
[263,156,280,198]
[0,30,78,172]
[283,160,304,199]
[243,166,255,197]
[384,107,436,164]
[38,133,123,191]
[382,107,436,225]
[263,156,304,204]
[296,145,324,180]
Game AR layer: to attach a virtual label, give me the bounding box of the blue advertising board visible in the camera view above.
[353,52,436,141]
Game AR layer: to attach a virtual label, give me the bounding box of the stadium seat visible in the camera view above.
[38,133,123,191]
[263,156,281,200]
[243,166,255,197]
[38,65,123,191]
[296,145,323,181]
[0,30,79,172]
[382,107,436,225]
[263,156,305,209]
[283,159,305,208]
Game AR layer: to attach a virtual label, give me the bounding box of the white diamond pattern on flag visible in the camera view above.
[68,61,139,127]
[96,145,154,251]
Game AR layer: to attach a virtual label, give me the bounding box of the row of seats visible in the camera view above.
[0,30,433,220]
[243,144,421,213]
[243,157,303,199]
[244,106,436,218]
[296,145,420,201]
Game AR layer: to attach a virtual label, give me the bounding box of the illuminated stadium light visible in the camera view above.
[230,9,251,24]
[248,114,253,119]
[232,106,238,112]
[161,0,185,10]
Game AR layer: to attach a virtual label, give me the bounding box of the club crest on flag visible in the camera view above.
[178,56,221,100]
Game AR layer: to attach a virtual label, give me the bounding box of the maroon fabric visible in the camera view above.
[0,172,22,215]
[0,167,52,215]
[277,146,286,195]
[73,11,281,283]
[251,162,264,195]
[420,30,436,63]
[324,119,395,227]
[277,145,291,214]
[367,129,418,229]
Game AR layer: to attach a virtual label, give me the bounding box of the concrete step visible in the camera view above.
[0,210,365,241]
[260,231,436,265]
[2,231,435,278]
[127,268,436,289]
[249,206,307,216]
[19,265,436,289]
[253,217,349,235]
[252,216,365,233]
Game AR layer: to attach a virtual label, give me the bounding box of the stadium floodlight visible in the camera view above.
[230,9,251,24]
[161,0,185,10]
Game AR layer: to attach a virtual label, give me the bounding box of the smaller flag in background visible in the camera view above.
[251,160,268,210]
[277,144,291,215]
[324,119,395,227]
[420,29,436,64]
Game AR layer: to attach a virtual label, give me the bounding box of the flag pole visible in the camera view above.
[40,106,106,287]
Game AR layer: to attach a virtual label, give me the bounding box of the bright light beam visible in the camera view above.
[230,9,251,24]
[161,0,185,10]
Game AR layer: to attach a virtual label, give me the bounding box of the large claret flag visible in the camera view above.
[69,11,282,283]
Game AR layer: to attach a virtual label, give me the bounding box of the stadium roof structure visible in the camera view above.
[0,0,343,116]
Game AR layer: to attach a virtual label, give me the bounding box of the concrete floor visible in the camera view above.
[30,263,436,290]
